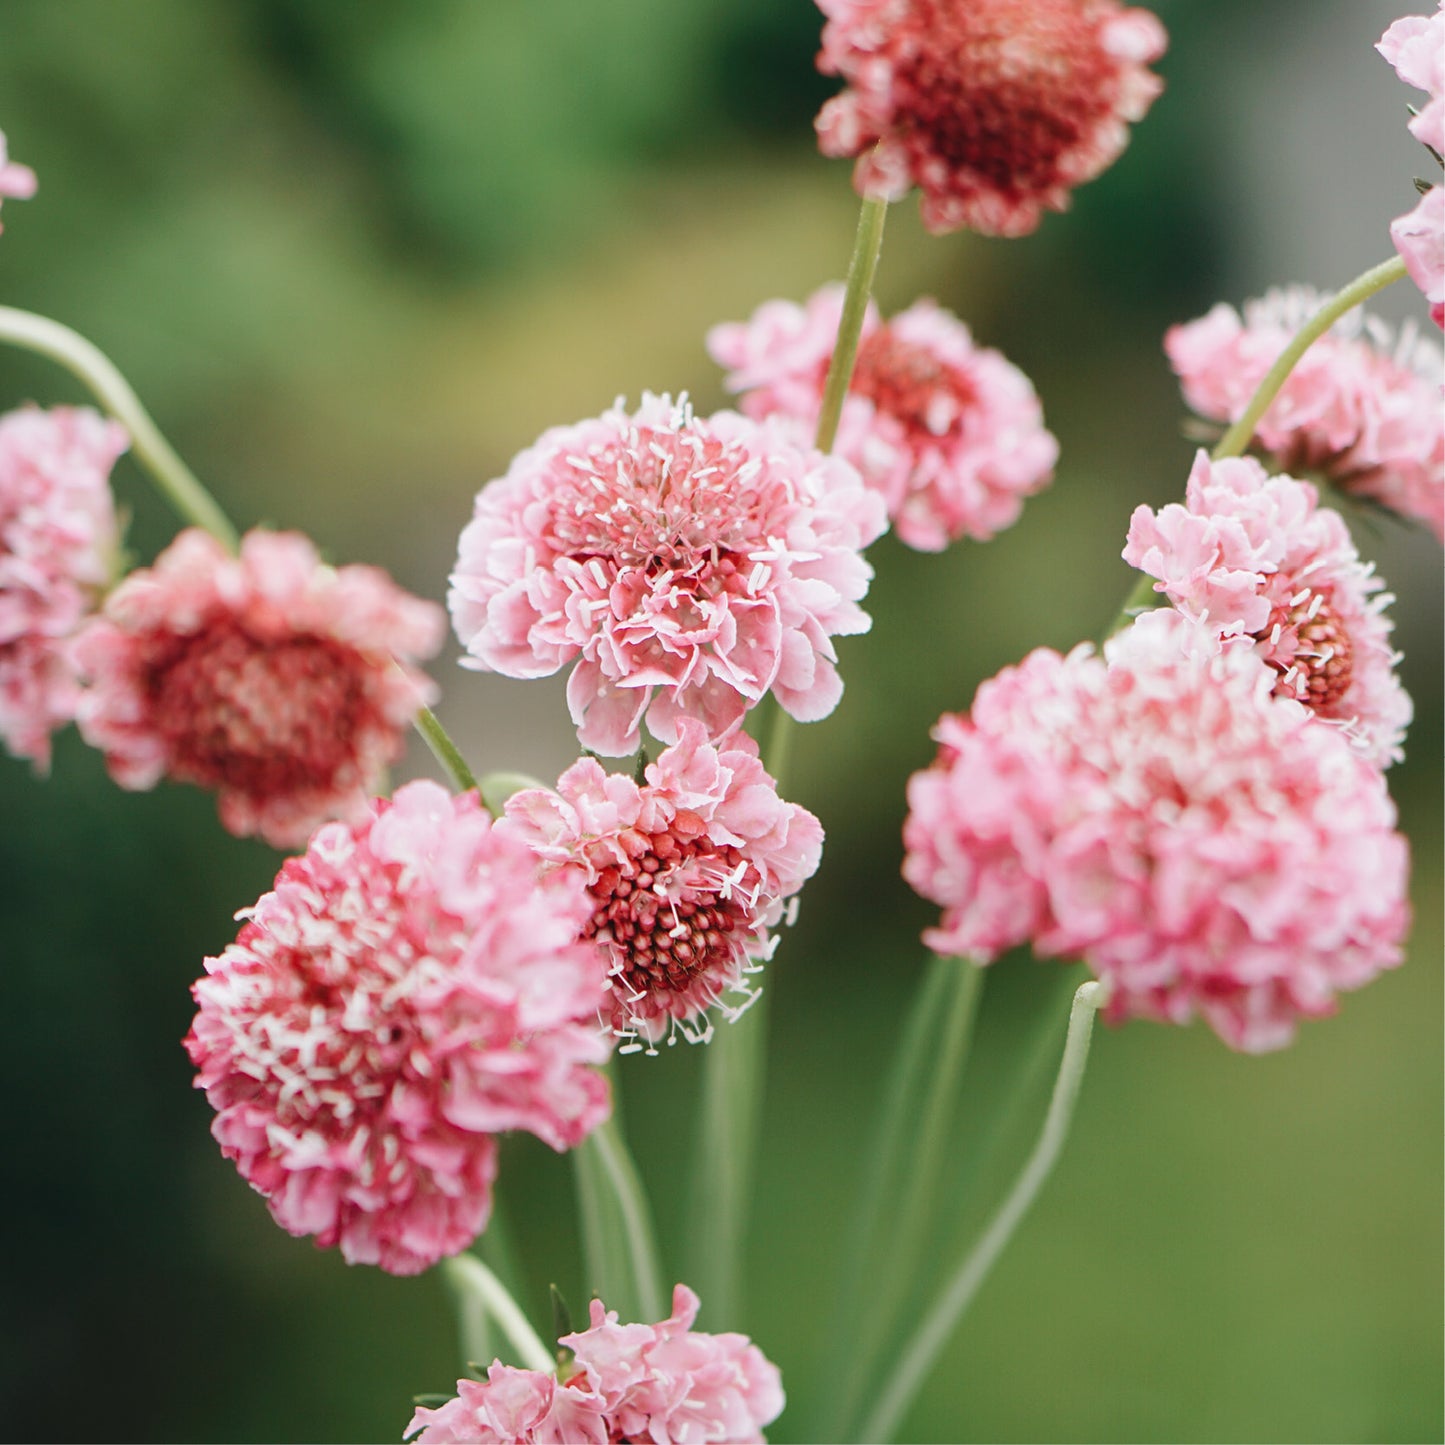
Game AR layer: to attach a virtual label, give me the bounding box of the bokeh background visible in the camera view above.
[1,2,1440,1441]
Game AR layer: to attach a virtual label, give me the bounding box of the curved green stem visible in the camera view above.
[412,704,480,796]
[814,194,888,453]
[441,1253,555,1374]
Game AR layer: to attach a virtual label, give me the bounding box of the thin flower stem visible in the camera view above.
[814,193,888,453]
[762,704,794,791]
[588,1113,667,1323]
[441,1252,555,1375]
[0,304,239,551]
[856,979,1108,1445]
[412,704,480,796]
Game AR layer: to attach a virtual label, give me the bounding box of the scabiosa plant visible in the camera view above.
[0,129,35,229]
[498,718,823,1051]
[708,284,1058,551]
[407,1284,785,1444]
[186,780,612,1275]
[71,527,446,848]
[0,405,126,769]
[448,393,886,756]
[812,0,1167,237]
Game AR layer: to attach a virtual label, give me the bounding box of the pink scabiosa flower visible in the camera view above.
[902,609,1409,1053]
[1166,289,1445,537]
[708,285,1058,550]
[72,527,446,848]
[1392,184,1445,331]
[1124,451,1413,767]
[0,405,126,769]
[813,0,1167,236]
[449,394,886,756]
[407,1284,785,1444]
[186,780,611,1275]
[0,129,36,230]
[498,719,822,1050]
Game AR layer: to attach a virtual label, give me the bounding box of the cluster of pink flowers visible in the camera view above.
[0,128,35,229]
[186,781,613,1275]
[407,1285,784,1444]
[813,0,1167,236]
[0,405,126,769]
[709,285,1058,550]
[500,719,823,1050]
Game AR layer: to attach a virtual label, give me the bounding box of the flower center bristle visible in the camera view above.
[1256,589,1356,713]
[852,327,977,438]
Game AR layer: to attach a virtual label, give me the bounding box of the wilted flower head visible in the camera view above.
[902,609,1409,1052]
[499,719,822,1050]
[449,393,886,756]
[0,129,36,229]
[813,0,1167,236]
[186,781,611,1275]
[72,527,446,848]
[708,285,1057,550]
[407,1284,785,1444]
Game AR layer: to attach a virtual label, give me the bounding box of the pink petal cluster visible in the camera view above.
[1166,289,1445,537]
[813,0,1167,236]
[407,1284,784,1444]
[0,405,126,769]
[1391,186,1445,330]
[499,719,822,1050]
[1124,451,1412,767]
[449,394,886,756]
[902,609,1409,1052]
[708,285,1058,550]
[186,780,612,1275]
[0,129,36,230]
[72,527,446,848]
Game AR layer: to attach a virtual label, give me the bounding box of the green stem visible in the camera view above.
[412,704,480,796]
[441,1253,555,1374]
[0,305,239,550]
[762,705,794,792]
[815,194,888,453]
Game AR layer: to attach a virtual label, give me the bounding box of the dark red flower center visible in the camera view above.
[850,326,977,439]
[1254,590,1355,713]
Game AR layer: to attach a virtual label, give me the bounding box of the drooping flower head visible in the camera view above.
[1166,289,1445,537]
[708,285,1058,550]
[72,527,446,848]
[499,719,822,1050]
[449,394,886,756]
[0,129,36,230]
[902,609,1409,1052]
[186,781,611,1275]
[813,0,1167,236]
[1392,184,1445,331]
[407,1284,785,1444]
[1124,451,1412,767]
[0,405,126,769]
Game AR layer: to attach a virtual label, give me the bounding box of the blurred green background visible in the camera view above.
[0,2,1439,1441]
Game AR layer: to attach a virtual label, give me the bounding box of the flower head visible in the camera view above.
[1392,184,1445,331]
[708,285,1057,550]
[1378,3,1445,155]
[813,0,1167,236]
[0,405,126,769]
[186,781,611,1275]
[72,527,446,847]
[499,719,822,1050]
[902,609,1409,1052]
[407,1284,785,1444]
[449,394,886,756]
[0,129,36,230]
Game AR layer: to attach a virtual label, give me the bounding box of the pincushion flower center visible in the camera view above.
[1255,587,1356,713]
[851,327,978,438]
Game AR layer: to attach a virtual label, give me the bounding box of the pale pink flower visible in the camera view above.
[1377,4,1445,155]
[1166,289,1445,536]
[902,609,1409,1052]
[499,719,822,1050]
[72,527,446,848]
[0,406,126,769]
[708,285,1058,550]
[1124,452,1412,767]
[813,0,1167,236]
[0,129,36,231]
[449,394,886,756]
[186,781,611,1275]
[407,1284,785,1444]
[1392,185,1445,331]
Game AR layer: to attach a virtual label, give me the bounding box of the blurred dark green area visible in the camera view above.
[0,2,1439,1441]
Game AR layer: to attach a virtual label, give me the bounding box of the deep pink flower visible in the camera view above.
[499,719,822,1050]
[449,394,886,756]
[186,781,611,1275]
[72,527,446,847]
[708,285,1058,550]
[1166,289,1445,536]
[407,1284,785,1444]
[902,609,1409,1052]
[0,129,36,231]
[0,405,126,769]
[813,0,1167,236]
[1124,451,1413,767]
[1391,185,1445,331]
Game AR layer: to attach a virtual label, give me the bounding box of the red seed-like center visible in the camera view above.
[851,326,977,440]
[1255,590,1355,713]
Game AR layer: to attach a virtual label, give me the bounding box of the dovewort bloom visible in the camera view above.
[709,285,1058,550]
[902,609,1409,1053]
[449,393,886,756]
[499,718,822,1050]
[0,128,35,229]
[407,1284,785,1444]
[72,527,445,848]
[813,0,1167,236]
[186,781,612,1276]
